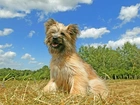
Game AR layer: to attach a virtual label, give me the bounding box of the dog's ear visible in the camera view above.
[45,18,56,32]
[67,24,80,36]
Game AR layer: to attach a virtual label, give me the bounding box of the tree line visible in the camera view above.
[0,42,140,80]
[0,66,50,80]
[79,42,140,79]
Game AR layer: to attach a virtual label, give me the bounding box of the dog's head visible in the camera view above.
[45,19,79,54]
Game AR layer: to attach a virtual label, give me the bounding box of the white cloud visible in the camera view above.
[0,44,16,66]
[79,27,110,39]
[0,28,14,36]
[0,0,93,19]
[109,27,140,48]
[0,9,26,18]
[2,51,16,59]
[0,43,16,59]
[0,49,4,54]
[21,53,35,61]
[38,62,44,65]
[118,3,140,22]
[29,60,44,65]
[0,43,12,49]
[0,50,16,60]
[21,53,45,70]
[37,12,46,22]
[84,43,104,48]
[28,30,35,38]
[29,60,37,64]
[0,44,44,70]
[88,27,140,49]
[114,3,140,29]
[0,49,18,68]
[122,27,140,38]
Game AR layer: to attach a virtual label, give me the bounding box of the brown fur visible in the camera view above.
[44,19,108,98]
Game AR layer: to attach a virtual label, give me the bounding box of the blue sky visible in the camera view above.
[0,0,140,70]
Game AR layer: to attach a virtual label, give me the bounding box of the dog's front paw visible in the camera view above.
[43,80,57,93]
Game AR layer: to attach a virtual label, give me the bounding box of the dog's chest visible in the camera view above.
[50,61,74,90]
[50,63,73,80]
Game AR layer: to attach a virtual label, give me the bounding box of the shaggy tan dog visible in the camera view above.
[43,19,108,98]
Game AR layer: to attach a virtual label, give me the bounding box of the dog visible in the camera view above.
[43,19,108,98]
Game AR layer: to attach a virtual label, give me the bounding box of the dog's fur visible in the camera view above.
[44,19,108,98]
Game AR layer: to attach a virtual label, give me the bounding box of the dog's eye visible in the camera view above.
[51,31,56,34]
[61,32,65,36]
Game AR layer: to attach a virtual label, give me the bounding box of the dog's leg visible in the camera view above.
[70,76,88,94]
[43,79,57,92]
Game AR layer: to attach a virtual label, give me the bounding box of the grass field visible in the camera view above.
[0,79,140,105]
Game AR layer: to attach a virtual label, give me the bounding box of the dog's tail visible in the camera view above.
[88,78,108,99]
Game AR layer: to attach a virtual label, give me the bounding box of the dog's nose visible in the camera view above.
[53,36,58,40]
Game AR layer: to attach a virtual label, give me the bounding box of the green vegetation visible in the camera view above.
[0,66,50,80]
[79,42,140,79]
[0,42,140,80]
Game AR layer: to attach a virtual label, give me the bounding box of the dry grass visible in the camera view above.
[0,79,140,105]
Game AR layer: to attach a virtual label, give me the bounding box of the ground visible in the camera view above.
[0,79,140,105]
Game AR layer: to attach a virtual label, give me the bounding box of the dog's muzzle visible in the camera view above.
[51,36,62,48]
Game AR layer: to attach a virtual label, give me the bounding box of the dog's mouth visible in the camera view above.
[51,42,60,48]
[49,37,64,49]
[51,40,63,48]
